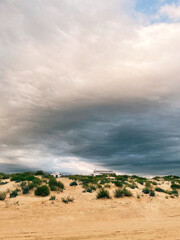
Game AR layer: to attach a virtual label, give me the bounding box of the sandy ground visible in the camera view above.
[1,178,180,240]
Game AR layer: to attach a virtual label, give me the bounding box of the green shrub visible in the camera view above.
[11,172,41,184]
[21,181,35,194]
[35,170,44,175]
[113,181,123,187]
[0,181,8,185]
[0,191,6,200]
[171,190,179,196]
[137,194,140,199]
[155,187,165,192]
[86,188,92,193]
[49,177,64,191]
[171,184,180,189]
[142,188,150,194]
[62,196,74,204]
[149,190,155,197]
[114,188,124,198]
[96,189,110,199]
[151,181,157,186]
[49,196,56,200]
[122,188,133,197]
[145,182,151,188]
[35,185,50,196]
[10,190,18,198]
[89,185,96,190]
[22,187,30,195]
[69,181,78,186]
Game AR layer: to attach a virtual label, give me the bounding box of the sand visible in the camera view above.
[0,177,180,240]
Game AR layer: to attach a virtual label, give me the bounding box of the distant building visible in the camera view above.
[91,169,115,176]
[51,172,62,178]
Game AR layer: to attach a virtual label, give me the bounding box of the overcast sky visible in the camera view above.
[1,0,180,175]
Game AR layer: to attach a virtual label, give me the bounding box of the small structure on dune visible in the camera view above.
[50,172,62,178]
[91,169,115,176]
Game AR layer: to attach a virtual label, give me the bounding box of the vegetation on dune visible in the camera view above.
[149,190,155,197]
[0,173,9,180]
[0,191,6,200]
[10,172,42,186]
[20,181,35,194]
[114,188,133,198]
[49,196,56,200]
[155,187,164,192]
[142,188,150,194]
[34,185,50,196]
[69,181,78,186]
[10,190,18,198]
[62,196,74,204]
[49,177,64,191]
[113,180,123,187]
[96,189,110,199]
[0,181,8,185]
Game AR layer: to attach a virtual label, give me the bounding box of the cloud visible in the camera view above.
[1,0,180,175]
[159,2,180,21]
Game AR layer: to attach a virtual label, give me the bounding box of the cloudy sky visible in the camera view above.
[1,0,180,175]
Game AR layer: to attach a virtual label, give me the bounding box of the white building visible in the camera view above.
[91,169,115,176]
[50,172,62,178]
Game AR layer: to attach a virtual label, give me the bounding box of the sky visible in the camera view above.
[1,0,180,175]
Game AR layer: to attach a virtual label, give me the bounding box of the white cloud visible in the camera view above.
[159,3,180,21]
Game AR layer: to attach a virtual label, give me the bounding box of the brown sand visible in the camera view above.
[0,178,180,240]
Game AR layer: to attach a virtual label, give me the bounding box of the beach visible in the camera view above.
[1,177,180,240]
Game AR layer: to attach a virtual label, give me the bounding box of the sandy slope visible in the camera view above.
[0,178,180,240]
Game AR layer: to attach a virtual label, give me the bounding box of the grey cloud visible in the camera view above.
[1,1,180,175]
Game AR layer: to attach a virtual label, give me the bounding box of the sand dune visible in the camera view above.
[1,178,180,240]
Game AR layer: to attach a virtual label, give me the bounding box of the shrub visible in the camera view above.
[149,190,155,197]
[86,188,92,193]
[142,188,150,194]
[114,188,124,198]
[96,189,110,199]
[49,177,64,191]
[104,184,111,188]
[155,187,165,192]
[89,185,96,191]
[137,194,140,199]
[21,181,35,194]
[113,181,123,187]
[0,181,8,185]
[35,170,44,175]
[10,190,18,198]
[62,196,74,204]
[22,187,30,195]
[69,181,78,186]
[171,184,180,189]
[122,188,133,197]
[35,185,50,196]
[49,196,56,200]
[0,191,6,200]
[151,181,157,186]
[11,173,41,184]
[171,190,179,196]
[145,182,151,188]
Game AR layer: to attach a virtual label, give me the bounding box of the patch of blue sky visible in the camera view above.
[135,0,180,23]
[135,0,178,15]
